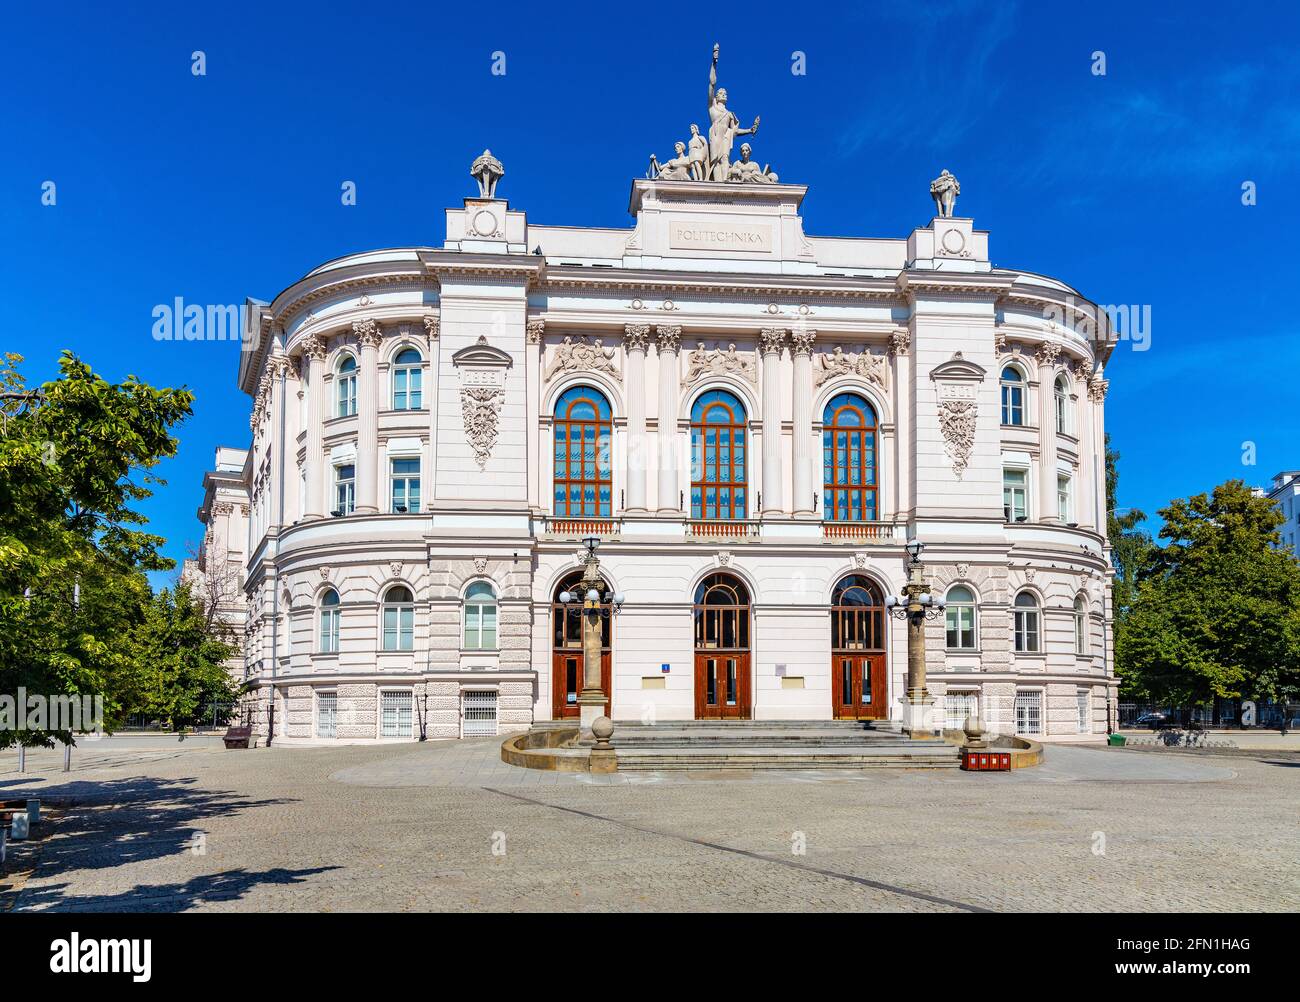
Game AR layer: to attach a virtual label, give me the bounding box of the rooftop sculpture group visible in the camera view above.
[648,44,777,185]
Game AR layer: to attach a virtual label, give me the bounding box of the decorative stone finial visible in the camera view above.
[471,149,504,199]
[963,714,987,749]
[930,169,961,218]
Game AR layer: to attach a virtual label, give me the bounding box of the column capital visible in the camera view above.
[623,323,652,352]
[526,318,545,343]
[889,327,911,357]
[353,318,383,348]
[423,316,441,341]
[300,335,328,360]
[759,328,787,356]
[789,328,817,356]
[655,325,682,353]
[1088,377,1109,402]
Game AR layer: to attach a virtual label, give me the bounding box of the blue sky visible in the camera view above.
[3,0,1298,584]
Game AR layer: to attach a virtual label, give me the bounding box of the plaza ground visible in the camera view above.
[2,735,1297,912]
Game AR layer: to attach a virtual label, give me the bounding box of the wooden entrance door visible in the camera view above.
[831,653,886,720]
[694,652,750,719]
[551,650,611,719]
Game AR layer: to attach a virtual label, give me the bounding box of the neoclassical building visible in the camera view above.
[198,137,1117,744]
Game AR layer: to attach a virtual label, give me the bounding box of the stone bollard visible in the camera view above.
[963,714,988,750]
[588,716,617,774]
[11,811,29,840]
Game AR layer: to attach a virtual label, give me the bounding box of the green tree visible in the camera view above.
[0,351,194,747]
[1116,479,1300,705]
[124,583,240,730]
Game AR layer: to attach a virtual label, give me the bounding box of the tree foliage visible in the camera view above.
[1116,479,1300,705]
[0,351,237,746]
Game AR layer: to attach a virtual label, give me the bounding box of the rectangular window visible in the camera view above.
[337,375,357,417]
[317,692,337,738]
[393,368,422,410]
[320,608,339,653]
[945,604,976,650]
[334,464,356,515]
[945,692,978,730]
[390,458,421,513]
[464,604,498,649]
[1003,468,1028,522]
[1014,690,1042,736]
[380,691,413,738]
[382,606,414,651]
[1077,689,1090,733]
[1014,607,1040,653]
[462,690,498,737]
[1057,474,1071,522]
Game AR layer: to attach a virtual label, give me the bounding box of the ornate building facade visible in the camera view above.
[199,151,1117,744]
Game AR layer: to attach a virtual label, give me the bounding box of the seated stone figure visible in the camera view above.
[726,143,778,184]
[651,141,693,180]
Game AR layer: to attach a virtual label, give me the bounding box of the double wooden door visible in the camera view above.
[831,653,886,720]
[694,652,751,719]
[551,651,610,720]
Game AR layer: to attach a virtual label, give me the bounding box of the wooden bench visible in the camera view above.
[222,725,255,749]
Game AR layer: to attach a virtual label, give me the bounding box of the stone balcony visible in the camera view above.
[536,514,901,545]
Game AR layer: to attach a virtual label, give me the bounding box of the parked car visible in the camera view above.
[1133,712,1169,730]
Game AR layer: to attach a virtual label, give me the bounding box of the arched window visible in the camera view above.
[382,585,414,652]
[1054,375,1069,435]
[1013,591,1040,653]
[830,575,886,651]
[319,589,341,653]
[1073,596,1088,654]
[690,390,747,520]
[945,585,977,650]
[1000,366,1024,426]
[392,348,423,410]
[336,354,358,417]
[553,386,612,517]
[463,581,498,650]
[822,393,878,521]
[694,573,751,650]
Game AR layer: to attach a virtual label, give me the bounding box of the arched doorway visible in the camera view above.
[550,570,611,720]
[830,575,887,720]
[693,573,752,719]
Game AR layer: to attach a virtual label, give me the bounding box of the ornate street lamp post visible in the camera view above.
[886,539,945,738]
[559,536,624,738]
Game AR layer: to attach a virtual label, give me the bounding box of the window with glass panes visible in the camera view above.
[1057,474,1071,521]
[1003,468,1028,521]
[690,390,747,519]
[390,458,420,512]
[1014,690,1042,735]
[380,690,413,737]
[1054,375,1069,434]
[552,386,612,517]
[382,586,414,651]
[822,393,878,521]
[945,691,978,730]
[1013,592,1040,652]
[392,348,423,409]
[463,581,498,650]
[1076,689,1090,732]
[1000,366,1024,425]
[1074,596,1088,654]
[334,464,356,515]
[319,589,340,653]
[336,355,357,417]
[945,585,977,649]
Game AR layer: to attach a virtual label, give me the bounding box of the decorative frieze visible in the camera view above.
[543,335,620,382]
[814,345,886,388]
[683,341,757,387]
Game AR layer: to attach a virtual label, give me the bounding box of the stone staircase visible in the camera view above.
[607,719,960,770]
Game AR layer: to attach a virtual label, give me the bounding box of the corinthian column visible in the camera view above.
[301,336,328,520]
[760,328,785,515]
[789,328,816,516]
[354,319,382,514]
[655,325,682,513]
[624,324,651,512]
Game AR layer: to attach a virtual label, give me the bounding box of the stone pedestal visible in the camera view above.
[900,692,939,739]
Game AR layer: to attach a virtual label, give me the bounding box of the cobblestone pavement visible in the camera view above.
[2,738,1296,913]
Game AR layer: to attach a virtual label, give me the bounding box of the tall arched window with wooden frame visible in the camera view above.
[822,392,879,521]
[690,389,747,520]
[553,386,612,518]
